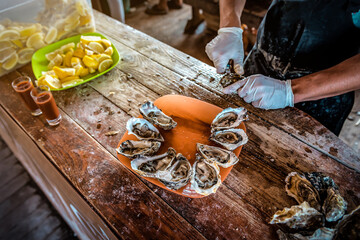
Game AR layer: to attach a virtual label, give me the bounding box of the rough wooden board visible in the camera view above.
[0,163,25,189]
[0,72,205,240]
[94,11,360,171]
[24,214,62,240]
[0,171,30,204]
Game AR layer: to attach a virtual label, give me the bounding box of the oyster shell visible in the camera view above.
[191,154,222,196]
[322,187,347,222]
[270,201,324,231]
[196,143,239,168]
[130,148,176,178]
[303,172,337,201]
[140,101,177,130]
[211,107,248,131]
[209,128,248,151]
[116,140,161,158]
[220,72,244,88]
[333,205,360,240]
[276,227,335,240]
[126,118,164,142]
[158,153,192,190]
[285,172,321,211]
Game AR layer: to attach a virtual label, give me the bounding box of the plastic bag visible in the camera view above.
[0,0,96,77]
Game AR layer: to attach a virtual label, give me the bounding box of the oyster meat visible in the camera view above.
[126,117,164,142]
[158,153,192,190]
[140,101,177,130]
[130,148,176,178]
[303,172,337,201]
[209,128,248,151]
[322,187,347,222]
[211,107,248,131]
[196,143,239,168]
[333,205,360,240]
[285,172,321,211]
[116,140,161,158]
[270,201,324,231]
[191,154,222,196]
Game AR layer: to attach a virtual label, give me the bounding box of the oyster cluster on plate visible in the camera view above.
[191,107,249,196]
[270,172,359,240]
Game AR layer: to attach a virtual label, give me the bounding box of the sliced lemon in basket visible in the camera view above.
[44,75,62,89]
[0,30,20,41]
[104,46,113,56]
[82,55,99,69]
[53,66,76,80]
[98,59,113,73]
[101,39,112,49]
[94,54,111,63]
[18,47,34,64]
[45,27,58,44]
[60,42,76,53]
[73,47,85,58]
[87,42,104,54]
[80,35,101,45]
[74,65,89,77]
[2,53,18,70]
[64,50,74,67]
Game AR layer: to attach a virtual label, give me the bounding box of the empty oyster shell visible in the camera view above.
[322,187,347,222]
[276,227,335,240]
[333,205,360,240]
[158,153,192,190]
[270,201,324,231]
[130,148,176,178]
[211,107,248,131]
[285,172,321,211]
[140,101,177,130]
[116,140,161,158]
[191,154,222,196]
[196,143,239,168]
[209,128,248,151]
[126,118,164,142]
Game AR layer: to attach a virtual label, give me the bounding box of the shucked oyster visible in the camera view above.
[130,148,176,178]
[209,128,248,151]
[191,154,222,196]
[211,107,248,132]
[197,143,239,168]
[333,205,360,240]
[285,172,321,211]
[126,118,164,142]
[116,140,161,158]
[322,187,347,222]
[270,201,324,231]
[140,101,177,130]
[158,153,192,190]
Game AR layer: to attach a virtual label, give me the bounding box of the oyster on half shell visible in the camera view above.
[126,117,164,142]
[196,143,239,168]
[130,148,176,178]
[211,107,248,132]
[209,128,248,151]
[158,153,192,190]
[270,201,324,231]
[191,154,222,196]
[140,101,177,130]
[116,140,161,158]
[322,187,347,222]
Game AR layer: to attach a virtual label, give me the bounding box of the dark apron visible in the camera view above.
[244,0,360,135]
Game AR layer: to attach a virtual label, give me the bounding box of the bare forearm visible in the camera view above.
[292,54,360,103]
[219,0,246,28]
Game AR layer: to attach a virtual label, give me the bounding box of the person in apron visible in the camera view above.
[206,0,360,135]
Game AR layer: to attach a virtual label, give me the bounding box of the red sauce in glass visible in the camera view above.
[15,81,39,111]
[34,92,60,120]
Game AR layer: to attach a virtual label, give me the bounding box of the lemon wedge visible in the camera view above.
[60,42,75,53]
[53,66,76,80]
[98,59,113,73]
[0,30,20,41]
[71,57,82,67]
[18,48,34,64]
[19,24,41,37]
[61,75,80,83]
[0,41,13,51]
[94,54,111,63]
[2,53,18,70]
[64,50,73,67]
[80,35,101,45]
[73,47,85,58]
[44,75,62,89]
[26,32,45,49]
[87,42,104,54]
[74,65,89,77]
[62,78,82,88]
[101,39,112,49]
[0,48,16,63]
[82,55,99,69]
[78,25,96,34]
[104,46,113,56]
[45,27,58,44]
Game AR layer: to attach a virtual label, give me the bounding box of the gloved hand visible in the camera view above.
[205,27,244,74]
[223,74,294,109]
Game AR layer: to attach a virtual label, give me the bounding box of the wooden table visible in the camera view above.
[0,11,359,240]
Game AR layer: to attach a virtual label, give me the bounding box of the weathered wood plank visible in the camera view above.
[0,163,25,188]
[25,214,62,240]
[0,171,30,204]
[94,11,360,171]
[0,71,205,240]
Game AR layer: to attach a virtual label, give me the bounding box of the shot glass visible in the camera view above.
[30,85,61,126]
[12,76,42,116]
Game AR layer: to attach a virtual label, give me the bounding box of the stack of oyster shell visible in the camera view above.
[117,101,249,196]
[270,172,360,240]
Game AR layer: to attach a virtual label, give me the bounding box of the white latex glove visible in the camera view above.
[205,27,244,74]
[223,74,294,109]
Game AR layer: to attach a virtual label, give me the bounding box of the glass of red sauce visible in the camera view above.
[12,76,42,116]
[30,85,61,126]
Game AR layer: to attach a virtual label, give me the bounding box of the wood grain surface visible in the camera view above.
[0,11,359,240]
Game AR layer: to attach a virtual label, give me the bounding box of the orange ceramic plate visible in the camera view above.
[116,95,246,198]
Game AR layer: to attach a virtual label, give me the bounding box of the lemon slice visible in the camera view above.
[0,41,12,51]
[80,35,101,45]
[61,75,80,83]
[74,65,89,77]
[64,20,80,31]
[26,32,45,49]
[78,25,96,34]
[18,47,34,64]
[73,47,85,58]
[0,30,20,40]
[84,49,94,56]
[45,49,61,61]
[88,67,96,73]
[53,66,76,80]
[80,15,92,26]
[60,42,75,53]
[19,24,41,37]
[11,40,24,48]
[87,42,104,54]
[62,78,82,88]
[44,75,62,89]
[82,55,99,69]
[104,46,113,56]
[2,53,18,70]
[71,57,82,67]
[76,1,88,16]
[94,53,111,63]
[101,39,112,49]
[64,50,73,67]
[98,59,113,73]
[0,48,16,63]
[36,76,46,86]
[45,27,58,44]
[47,54,63,69]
